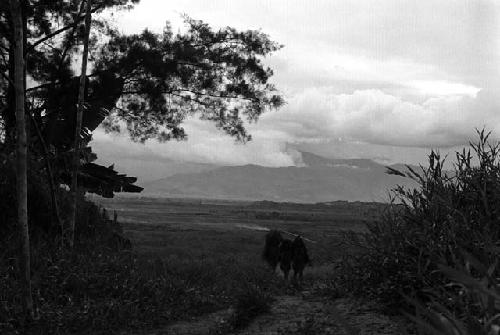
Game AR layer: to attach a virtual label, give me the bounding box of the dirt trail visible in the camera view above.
[236,293,358,335]
[125,308,234,335]
[236,292,406,335]
[134,290,408,335]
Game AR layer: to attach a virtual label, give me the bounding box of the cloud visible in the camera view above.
[92,86,498,170]
[256,87,499,148]
[408,81,481,97]
[92,117,302,168]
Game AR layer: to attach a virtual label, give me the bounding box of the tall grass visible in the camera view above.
[339,130,500,333]
[1,244,281,334]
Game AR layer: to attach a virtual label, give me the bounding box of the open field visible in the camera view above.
[95,197,386,265]
[89,197,407,334]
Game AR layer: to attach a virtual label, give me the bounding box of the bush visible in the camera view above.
[0,156,138,333]
[408,251,500,335]
[0,154,119,249]
[0,156,53,239]
[339,130,500,330]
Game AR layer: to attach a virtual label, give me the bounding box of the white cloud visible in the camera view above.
[92,118,302,167]
[256,87,499,148]
[409,80,481,97]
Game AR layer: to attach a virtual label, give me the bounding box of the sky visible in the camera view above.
[91,0,500,178]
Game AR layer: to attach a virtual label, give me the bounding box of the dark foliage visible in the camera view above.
[88,16,284,143]
[1,155,57,238]
[21,12,283,146]
[61,161,143,198]
[0,153,136,243]
[1,0,144,197]
[0,0,139,141]
[339,130,500,333]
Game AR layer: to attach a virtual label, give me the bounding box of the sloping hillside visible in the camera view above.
[142,152,418,202]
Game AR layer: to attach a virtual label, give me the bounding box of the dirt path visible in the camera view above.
[132,290,408,335]
[236,293,358,335]
[236,292,406,335]
[124,308,234,335]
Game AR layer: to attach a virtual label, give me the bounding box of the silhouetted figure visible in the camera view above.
[279,239,293,280]
[291,236,310,284]
[263,230,311,282]
[262,230,283,270]
[108,232,132,251]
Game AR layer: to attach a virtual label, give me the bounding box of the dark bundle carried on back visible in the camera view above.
[291,236,310,281]
[278,238,293,279]
[262,230,283,269]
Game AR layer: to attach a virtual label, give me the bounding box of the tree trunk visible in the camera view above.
[9,0,34,319]
[69,0,92,248]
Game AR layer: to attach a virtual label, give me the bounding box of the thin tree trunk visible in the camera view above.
[9,0,33,319]
[69,0,92,248]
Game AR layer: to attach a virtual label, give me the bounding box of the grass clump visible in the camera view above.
[230,283,274,330]
[339,130,500,332]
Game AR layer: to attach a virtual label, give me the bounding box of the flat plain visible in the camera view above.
[91,197,407,334]
[96,197,385,264]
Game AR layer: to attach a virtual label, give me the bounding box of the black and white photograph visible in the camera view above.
[1,0,499,334]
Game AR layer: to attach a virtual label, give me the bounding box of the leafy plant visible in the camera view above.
[407,249,500,335]
[339,130,500,331]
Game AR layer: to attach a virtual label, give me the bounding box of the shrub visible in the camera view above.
[0,158,138,333]
[339,130,500,327]
[0,154,119,250]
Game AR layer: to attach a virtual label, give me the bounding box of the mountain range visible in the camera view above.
[139,151,418,203]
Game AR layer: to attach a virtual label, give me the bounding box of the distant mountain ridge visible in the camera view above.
[300,151,388,170]
[142,151,419,203]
